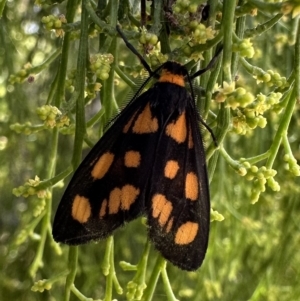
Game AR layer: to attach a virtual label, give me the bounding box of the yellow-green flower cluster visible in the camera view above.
[65,69,76,93]
[126,280,146,300]
[247,92,282,114]
[232,39,255,58]
[59,124,75,135]
[86,82,102,100]
[139,28,158,47]
[14,223,39,246]
[226,87,255,109]
[188,21,216,45]
[10,122,33,135]
[238,162,280,203]
[90,53,114,81]
[254,70,287,88]
[173,0,206,14]
[148,49,168,69]
[9,63,32,84]
[31,279,52,292]
[232,112,266,135]
[231,92,282,134]
[284,154,300,176]
[172,1,216,47]
[36,105,69,128]
[12,176,49,198]
[216,82,255,109]
[41,14,67,37]
[210,209,225,222]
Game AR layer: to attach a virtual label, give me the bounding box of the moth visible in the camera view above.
[53,26,221,271]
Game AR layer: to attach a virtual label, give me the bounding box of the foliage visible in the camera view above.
[1,0,300,300]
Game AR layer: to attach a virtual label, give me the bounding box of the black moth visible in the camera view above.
[53,26,221,271]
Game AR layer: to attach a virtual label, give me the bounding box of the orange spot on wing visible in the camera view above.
[72,195,91,223]
[123,111,138,133]
[108,188,121,214]
[165,112,187,143]
[133,103,159,134]
[91,152,114,180]
[120,185,140,210]
[166,217,174,233]
[185,172,199,201]
[175,222,199,245]
[99,199,108,218]
[164,160,180,179]
[188,126,194,149]
[108,185,140,214]
[124,151,141,168]
[152,194,173,227]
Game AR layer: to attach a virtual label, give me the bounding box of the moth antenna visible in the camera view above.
[116,25,154,77]
[190,46,223,80]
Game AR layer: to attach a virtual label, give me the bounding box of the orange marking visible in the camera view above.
[132,103,159,134]
[108,185,140,214]
[120,185,140,210]
[165,112,187,143]
[72,195,91,223]
[185,172,199,201]
[108,188,121,214]
[91,152,114,180]
[124,151,141,168]
[166,217,174,233]
[123,112,138,133]
[175,222,199,245]
[152,194,173,227]
[164,160,180,179]
[158,70,185,87]
[99,199,107,218]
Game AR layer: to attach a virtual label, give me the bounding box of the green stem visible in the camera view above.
[142,255,165,301]
[35,167,73,191]
[231,5,246,76]
[29,126,59,277]
[115,65,137,89]
[207,0,219,28]
[151,0,162,35]
[295,18,300,101]
[0,0,6,17]
[242,151,270,165]
[84,0,115,35]
[266,19,299,167]
[103,237,114,300]
[222,1,236,82]
[239,56,267,77]
[203,54,222,120]
[72,0,89,168]
[161,264,179,301]
[266,88,296,169]
[219,146,240,171]
[62,2,89,300]
[244,13,283,39]
[63,247,78,301]
[55,0,80,107]
[282,134,294,158]
[101,0,119,125]
[102,236,113,276]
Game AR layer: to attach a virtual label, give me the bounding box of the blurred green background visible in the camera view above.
[1,0,300,300]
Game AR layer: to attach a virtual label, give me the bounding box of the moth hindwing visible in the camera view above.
[52,26,220,271]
